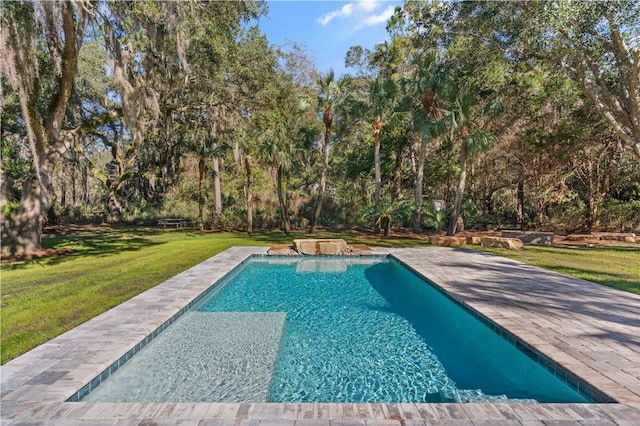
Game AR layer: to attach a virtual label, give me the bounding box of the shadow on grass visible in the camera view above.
[478,244,640,256]
[473,245,639,294]
[4,226,168,270]
[538,264,640,295]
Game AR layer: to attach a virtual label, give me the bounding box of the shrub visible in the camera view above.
[423,208,449,231]
[544,200,587,234]
[599,200,640,232]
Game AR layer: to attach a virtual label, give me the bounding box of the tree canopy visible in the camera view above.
[1,0,639,253]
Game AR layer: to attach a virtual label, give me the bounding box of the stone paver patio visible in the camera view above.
[1,246,639,425]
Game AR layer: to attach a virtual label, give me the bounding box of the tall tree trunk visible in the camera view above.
[245,154,253,234]
[212,155,222,215]
[82,163,89,205]
[482,187,493,229]
[133,162,140,199]
[585,160,603,231]
[373,115,382,234]
[3,162,55,255]
[391,143,403,199]
[0,155,8,210]
[481,184,489,219]
[411,133,427,233]
[1,2,80,254]
[587,193,599,232]
[276,163,290,234]
[71,163,77,206]
[3,116,116,253]
[108,185,123,220]
[380,214,390,237]
[107,142,123,220]
[596,160,610,230]
[447,144,468,236]
[198,156,205,232]
[373,115,382,208]
[170,156,177,186]
[107,158,124,220]
[535,199,546,224]
[516,178,524,230]
[310,118,331,232]
[161,163,169,195]
[60,164,67,207]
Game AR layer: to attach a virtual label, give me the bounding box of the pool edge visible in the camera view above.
[388,253,616,404]
[2,246,639,424]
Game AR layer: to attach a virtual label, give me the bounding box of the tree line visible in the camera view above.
[1,0,639,254]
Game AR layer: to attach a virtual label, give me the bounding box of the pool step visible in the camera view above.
[83,312,286,402]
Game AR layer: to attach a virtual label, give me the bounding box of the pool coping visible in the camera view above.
[1,246,639,425]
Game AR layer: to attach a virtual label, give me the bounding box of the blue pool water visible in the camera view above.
[83,256,590,403]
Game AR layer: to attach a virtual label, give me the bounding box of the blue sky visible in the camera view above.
[257,0,402,76]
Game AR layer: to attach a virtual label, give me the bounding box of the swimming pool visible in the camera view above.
[82,255,589,404]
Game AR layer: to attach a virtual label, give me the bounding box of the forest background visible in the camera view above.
[2,0,639,255]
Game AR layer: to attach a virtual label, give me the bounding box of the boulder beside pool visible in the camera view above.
[267,239,373,255]
[293,238,348,255]
[501,230,554,246]
[429,236,467,247]
[266,244,297,255]
[481,236,524,250]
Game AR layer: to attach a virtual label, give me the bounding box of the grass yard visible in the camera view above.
[476,245,640,295]
[1,225,638,364]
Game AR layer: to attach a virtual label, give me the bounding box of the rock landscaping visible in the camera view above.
[480,236,525,250]
[428,236,467,247]
[501,230,554,246]
[267,239,373,255]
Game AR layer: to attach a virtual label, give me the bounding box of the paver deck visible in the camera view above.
[1,246,639,425]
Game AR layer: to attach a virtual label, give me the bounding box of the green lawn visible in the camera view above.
[1,226,638,364]
[476,245,640,295]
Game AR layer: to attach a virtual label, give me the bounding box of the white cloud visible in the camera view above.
[318,3,356,26]
[362,5,395,27]
[359,0,380,13]
[318,0,389,27]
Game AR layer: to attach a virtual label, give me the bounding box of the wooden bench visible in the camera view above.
[158,218,187,228]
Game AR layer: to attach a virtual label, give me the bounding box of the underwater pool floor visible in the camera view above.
[1,247,639,425]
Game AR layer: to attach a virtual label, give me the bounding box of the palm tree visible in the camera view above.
[310,69,350,232]
[361,198,413,237]
[245,153,254,234]
[443,90,497,235]
[230,127,255,235]
[183,124,213,233]
[403,55,448,233]
[258,119,295,234]
[367,78,397,211]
